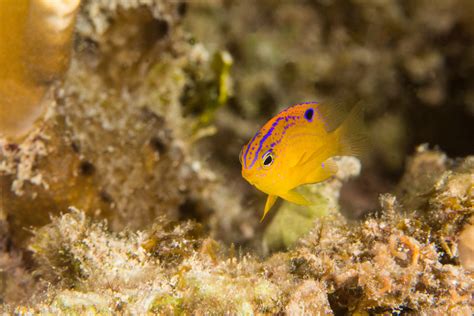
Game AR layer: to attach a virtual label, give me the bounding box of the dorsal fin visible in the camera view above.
[315,98,356,133]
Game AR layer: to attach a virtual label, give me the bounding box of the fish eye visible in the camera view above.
[304,108,314,122]
[262,151,274,168]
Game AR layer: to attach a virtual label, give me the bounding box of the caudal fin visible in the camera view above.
[334,102,369,158]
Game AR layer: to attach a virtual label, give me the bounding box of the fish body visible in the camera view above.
[240,102,365,220]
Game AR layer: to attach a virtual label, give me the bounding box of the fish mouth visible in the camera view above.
[241,169,256,185]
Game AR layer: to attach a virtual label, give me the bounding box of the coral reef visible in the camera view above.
[0,0,472,314]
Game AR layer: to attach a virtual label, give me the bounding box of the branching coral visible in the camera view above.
[0,0,80,139]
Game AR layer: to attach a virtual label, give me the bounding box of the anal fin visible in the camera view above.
[279,190,311,206]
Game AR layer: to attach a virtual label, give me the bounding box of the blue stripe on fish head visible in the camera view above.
[249,117,285,168]
[243,102,321,174]
[249,116,299,169]
[242,131,260,168]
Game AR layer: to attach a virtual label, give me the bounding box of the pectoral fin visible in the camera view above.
[279,189,311,206]
[261,194,278,222]
[302,159,338,184]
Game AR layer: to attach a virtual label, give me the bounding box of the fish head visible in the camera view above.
[239,133,288,195]
[240,102,327,196]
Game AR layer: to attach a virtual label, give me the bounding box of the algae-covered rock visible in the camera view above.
[285,280,333,315]
[2,150,472,314]
[0,0,232,244]
[0,124,112,245]
[293,193,472,314]
[397,145,473,263]
[20,209,287,314]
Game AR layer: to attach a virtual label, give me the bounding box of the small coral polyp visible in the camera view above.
[0,0,80,139]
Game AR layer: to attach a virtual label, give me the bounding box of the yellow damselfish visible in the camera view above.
[239,101,366,221]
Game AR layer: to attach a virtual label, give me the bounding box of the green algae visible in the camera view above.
[149,293,183,315]
[182,49,233,131]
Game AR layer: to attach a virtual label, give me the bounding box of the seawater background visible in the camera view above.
[184,0,474,215]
